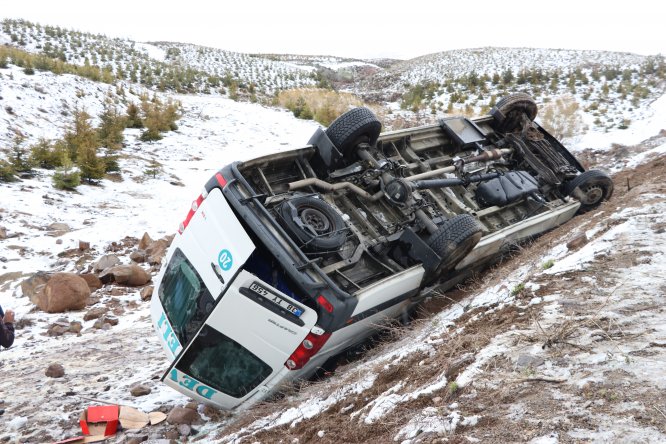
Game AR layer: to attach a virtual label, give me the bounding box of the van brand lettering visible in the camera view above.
[157,311,181,354]
[169,369,217,399]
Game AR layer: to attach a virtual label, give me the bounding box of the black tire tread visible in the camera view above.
[562,169,614,213]
[427,214,482,271]
[491,93,538,133]
[325,107,381,156]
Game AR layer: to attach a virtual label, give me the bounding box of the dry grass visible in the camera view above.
[276,88,365,126]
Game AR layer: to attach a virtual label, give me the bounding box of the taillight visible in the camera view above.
[215,172,227,187]
[285,331,332,370]
[178,193,205,234]
[317,295,334,313]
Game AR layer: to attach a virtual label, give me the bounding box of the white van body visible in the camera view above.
[150,102,610,410]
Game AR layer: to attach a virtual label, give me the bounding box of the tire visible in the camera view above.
[562,170,614,213]
[491,93,538,133]
[325,107,381,163]
[278,196,348,252]
[427,214,483,272]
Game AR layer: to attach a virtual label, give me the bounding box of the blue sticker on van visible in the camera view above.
[218,249,233,271]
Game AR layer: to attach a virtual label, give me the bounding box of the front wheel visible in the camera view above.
[562,170,614,213]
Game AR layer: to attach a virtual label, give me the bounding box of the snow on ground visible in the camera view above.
[571,92,666,151]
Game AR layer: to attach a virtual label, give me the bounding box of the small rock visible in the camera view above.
[20,271,52,304]
[45,363,65,378]
[93,254,121,273]
[177,424,191,437]
[140,286,154,301]
[566,232,588,250]
[69,321,82,334]
[79,240,90,251]
[445,353,475,379]
[130,384,152,397]
[185,402,198,410]
[164,429,179,440]
[84,307,108,321]
[104,315,119,326]
[100,264,151,287]
[166,407,201,425]
[432,397,443,404]
[79,273,103,291]
[125,436,148,444]
[0,226,6,240]
[56,239,63,245]
[138,232,154,250]
[112,306,125,316]
[515,354,545,369]
[146,239,168,265]
[101,322,112,330]
[48,222,70,232]
[47,322,69,337]
[130,250,147,263]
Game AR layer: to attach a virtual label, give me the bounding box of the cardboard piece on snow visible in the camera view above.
[52,435,108,444]
[148,411,167,425]
[79,405,119,437]
[119,406,150,430]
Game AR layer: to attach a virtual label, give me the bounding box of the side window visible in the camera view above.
[159,248,214,345]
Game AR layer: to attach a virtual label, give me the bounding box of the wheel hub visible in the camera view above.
[580,184,603,205]
[300,208,331,234]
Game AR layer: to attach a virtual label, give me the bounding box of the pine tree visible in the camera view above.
[52,152,80,190]
[8,134,33,174]
[125,103,144,129]
[98,99,126,151]
[65,109,105,181]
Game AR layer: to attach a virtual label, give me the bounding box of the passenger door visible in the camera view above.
[163,270,318,409]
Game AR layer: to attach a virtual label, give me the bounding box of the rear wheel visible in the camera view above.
[491,93,538,133]
[563,170,614,213]
[278,196,348,252]
[427,214,483,273]
[325,107,381,164]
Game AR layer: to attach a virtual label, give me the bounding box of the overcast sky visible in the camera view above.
[1,0,663,60]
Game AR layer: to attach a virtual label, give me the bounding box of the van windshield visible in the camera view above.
[176,324,273,398]
[159,248,214,345]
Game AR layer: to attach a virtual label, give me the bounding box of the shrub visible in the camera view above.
[125,103,144,128]
[8,134,33,173]
[0,159,16,182]
[277,88,364,126]
[542,259,555,270]
[539,95,585,140]
[52,154,80,190]
[29,138,61,169]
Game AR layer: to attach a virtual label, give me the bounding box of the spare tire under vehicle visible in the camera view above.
[325,107,382,164]
[278,196,348,252]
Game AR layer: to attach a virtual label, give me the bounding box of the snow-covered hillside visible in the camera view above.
[1,15,666,444]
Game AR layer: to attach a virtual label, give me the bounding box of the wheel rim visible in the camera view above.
[580,184,604,205]
[300,207,332,234]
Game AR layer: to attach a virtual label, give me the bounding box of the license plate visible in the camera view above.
[249,282,304,317]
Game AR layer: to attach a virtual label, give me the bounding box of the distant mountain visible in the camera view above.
[2,18,665,136]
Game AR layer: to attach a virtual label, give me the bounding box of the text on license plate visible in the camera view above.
[249,282,304,317]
